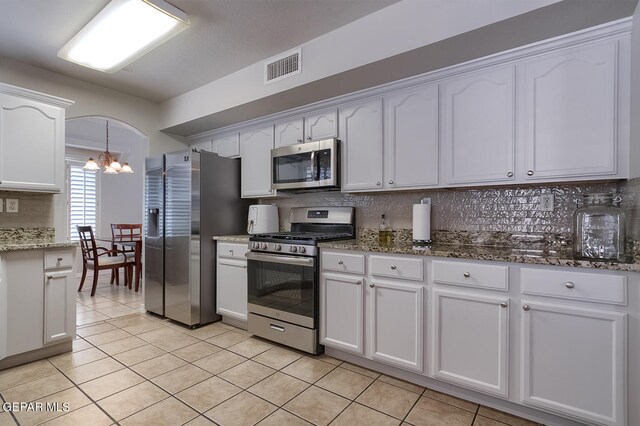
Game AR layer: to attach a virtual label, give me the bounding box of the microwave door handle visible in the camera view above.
[310,150,316,181]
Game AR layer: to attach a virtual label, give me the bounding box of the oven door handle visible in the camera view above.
[245,251,315,267]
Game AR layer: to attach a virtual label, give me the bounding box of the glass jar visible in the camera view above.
[573,193,626,262]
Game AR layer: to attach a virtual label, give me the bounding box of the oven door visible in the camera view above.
[271,139,338,190]
[246,251,317,328]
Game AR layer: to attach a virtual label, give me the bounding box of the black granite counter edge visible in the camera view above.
[318,240,640,273]
[0,242,78,253]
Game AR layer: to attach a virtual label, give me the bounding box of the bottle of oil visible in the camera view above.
[378,214,393,247]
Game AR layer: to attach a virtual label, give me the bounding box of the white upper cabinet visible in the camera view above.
[240,125,276,198]
[213,132,240,157]
[0,85,72,193]
[275,117,304,148]
[442,67,516,185]
[340,98,384,191]
[384,84,439,189]
[521,41,620,180]
[304,108,338,142]
[190,138,212,153]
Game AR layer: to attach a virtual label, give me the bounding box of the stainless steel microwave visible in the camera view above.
[271,138,340,190]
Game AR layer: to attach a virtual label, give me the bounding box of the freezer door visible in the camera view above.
[144,155,164,316]
[164,151,200,326]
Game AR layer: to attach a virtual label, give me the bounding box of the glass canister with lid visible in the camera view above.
[573,193,626,262]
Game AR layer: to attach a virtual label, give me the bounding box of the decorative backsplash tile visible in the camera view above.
[0,191,55,228]
[264,179,640,240]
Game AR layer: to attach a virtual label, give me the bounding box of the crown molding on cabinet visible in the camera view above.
[0,82,74,109]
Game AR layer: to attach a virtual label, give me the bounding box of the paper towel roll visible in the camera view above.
[413,202,431,244]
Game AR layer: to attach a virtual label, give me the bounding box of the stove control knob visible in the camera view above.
[261,243,268,250]
[290,246,298,253]
[252,242,259,249]
[298,246,306,253]
[274,244,281,251]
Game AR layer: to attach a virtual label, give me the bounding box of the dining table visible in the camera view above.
[96,236,142,292]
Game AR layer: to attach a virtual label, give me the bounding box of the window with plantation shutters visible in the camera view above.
[68,162,97,241]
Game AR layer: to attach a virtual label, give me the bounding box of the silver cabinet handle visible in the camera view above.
[297,138,302,143]
[306,136,312,141]
[376,181,381,186]
[47,275,54,280]
[57,257,63,262]
[388,180,394,184]
[242,265,247,269]
[369,283,375,288]
[355,280,362,285]
[270,324,285,332]
[507,172,513,177]
[500,302,508,308]
[527,170,534,176]
[338,260,344,265]
[565,282,575,289]
[523,305,531,311]
[229,249,233,254]
[390,265,397,270]
[463,272,470,278]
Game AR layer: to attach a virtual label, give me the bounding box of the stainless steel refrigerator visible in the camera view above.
[144,150,249,327]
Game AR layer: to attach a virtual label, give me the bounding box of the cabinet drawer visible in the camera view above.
[44,250,73,270]
[432,260,508,291]
[217,243,249,260]
[370,255,423,281]
[321,251,365,275]
[520,268,626,305]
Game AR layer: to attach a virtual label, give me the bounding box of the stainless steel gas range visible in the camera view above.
[246,206,355,354]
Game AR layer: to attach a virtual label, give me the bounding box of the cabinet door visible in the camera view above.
[369,279,423,372]
[0,94,64,192]
[522,42,618,180]
[320,273,364,355]
[385,84,439,189]
[431,289,509,397]
[304,108,337,142]
[216,259,248,321]
[44,269,75,344]
[275,117,304,147]
[442,67,515,185]
[191,139,212,153]
[521,300,626,426]
[340,98,384,191]
[214,132,240,158]
[240,125,276,198]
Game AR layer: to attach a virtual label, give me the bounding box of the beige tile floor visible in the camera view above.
[0,275,543,426]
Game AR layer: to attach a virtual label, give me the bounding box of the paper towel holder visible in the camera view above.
[413,198,432,246]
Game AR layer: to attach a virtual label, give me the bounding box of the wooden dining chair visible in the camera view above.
[77,225,134,297]
[111,224,143,287]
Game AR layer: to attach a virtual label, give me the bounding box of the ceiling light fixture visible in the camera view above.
[84,120,134,174]
[58,0,189,73]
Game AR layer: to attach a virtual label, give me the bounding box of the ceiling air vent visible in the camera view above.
[264,48,302,84]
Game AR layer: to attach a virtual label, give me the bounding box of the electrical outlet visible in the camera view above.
[539,194,554,212]
[6,198,18,213]
[0,198,3,213]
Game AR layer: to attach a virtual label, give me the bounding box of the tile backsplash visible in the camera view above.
[263,179,640,240]
[0,191,55,228]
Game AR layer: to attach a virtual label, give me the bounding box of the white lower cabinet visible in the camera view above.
[320,273,364,355]
[521,300,626,426]
[369,279,423,372]
[44,267,75,345]
[216,243,249,322]
[431,288,509,397]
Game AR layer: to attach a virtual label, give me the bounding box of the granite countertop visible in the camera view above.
[0,241,78,253]
[213,235,251,243]
[318,240,640,273]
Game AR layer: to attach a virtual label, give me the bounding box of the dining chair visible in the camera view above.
[77,225,134,297]
[111,223,143,287]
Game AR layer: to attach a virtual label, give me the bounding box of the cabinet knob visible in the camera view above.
[523,305,531,311]
[463,272,470,278]
[57,257,63,262]
[306,136,312,141]
[229,249,233,254]
[297,138,302,143]
[500,302,508,308]
[388,180,394,184]
[565,282,575,289]
[242,265,247,269]
[369,283,375,288]
[338,260,344,265]
[390,265,397,270]
[355,280,362,286]
[268,189,273,192]
[47,275,54,280]
[506,172,513,178]
[376,181,381,186]
[527,170,534,176]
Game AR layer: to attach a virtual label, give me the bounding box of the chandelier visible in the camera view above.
[83,120,133,174]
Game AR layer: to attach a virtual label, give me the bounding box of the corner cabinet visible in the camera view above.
[240,125,276,198]
[0,84,73,193]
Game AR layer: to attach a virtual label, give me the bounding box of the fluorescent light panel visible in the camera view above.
[58,0,189,73]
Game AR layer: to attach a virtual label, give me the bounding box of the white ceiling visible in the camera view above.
[0,0,399,103]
